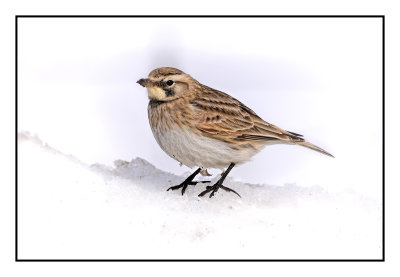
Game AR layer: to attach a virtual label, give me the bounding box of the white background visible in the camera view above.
[18,17,382,197]
[15,15,383,260]
[1,0,399,276]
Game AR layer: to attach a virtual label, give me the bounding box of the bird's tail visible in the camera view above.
[296,141,334,158]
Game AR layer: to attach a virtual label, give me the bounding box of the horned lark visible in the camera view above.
[137,67,333,198]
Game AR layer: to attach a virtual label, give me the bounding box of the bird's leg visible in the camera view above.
[198,163,241,198]
[167,168,211,195]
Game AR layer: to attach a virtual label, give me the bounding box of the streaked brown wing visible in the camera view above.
[191,97,253,134]
[190,86,303,143]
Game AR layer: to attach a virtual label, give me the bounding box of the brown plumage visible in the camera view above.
[137,67,333,198]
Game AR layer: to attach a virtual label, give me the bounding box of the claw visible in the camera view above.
[198,183,241,198]
[198,187,213,197]
[197,163,241,198]
[167,168,212,195]
[167,163,240,198]
[219,184,241,198]
[167,181,195,195]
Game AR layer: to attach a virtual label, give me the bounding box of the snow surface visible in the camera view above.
[18,132,382,260]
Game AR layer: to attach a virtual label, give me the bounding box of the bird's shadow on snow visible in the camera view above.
[91,157,333,208]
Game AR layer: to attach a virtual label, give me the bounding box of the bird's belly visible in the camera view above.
[150,126,260,169]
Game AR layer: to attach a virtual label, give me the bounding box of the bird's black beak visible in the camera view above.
[137,78,149,87]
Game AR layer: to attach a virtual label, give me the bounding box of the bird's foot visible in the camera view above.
[198,182,241,198]
[167,180,210,195]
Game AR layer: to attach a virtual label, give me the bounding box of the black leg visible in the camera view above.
[198,163,241,198]
[167,168,211,195]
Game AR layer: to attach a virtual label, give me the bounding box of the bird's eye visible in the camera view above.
[166,80,174,86]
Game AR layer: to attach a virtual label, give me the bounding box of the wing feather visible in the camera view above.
[190,85,304,143]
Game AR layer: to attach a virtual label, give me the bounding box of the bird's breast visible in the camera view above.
[147,101,261,169]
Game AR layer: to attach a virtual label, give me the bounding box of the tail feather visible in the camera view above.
[296,141,334,158]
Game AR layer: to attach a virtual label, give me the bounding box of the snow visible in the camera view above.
[18,132,382,260]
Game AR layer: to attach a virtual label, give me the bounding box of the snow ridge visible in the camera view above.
[18,132,382,259]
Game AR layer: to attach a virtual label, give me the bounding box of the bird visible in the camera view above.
[137,67,333,198]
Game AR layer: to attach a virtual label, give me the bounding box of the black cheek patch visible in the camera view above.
[158,80,175,97]
[164,89,175,97]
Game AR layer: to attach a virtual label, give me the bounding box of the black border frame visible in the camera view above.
[15,15,385,262]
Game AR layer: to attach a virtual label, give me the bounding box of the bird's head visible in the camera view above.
[137,67,195,101]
